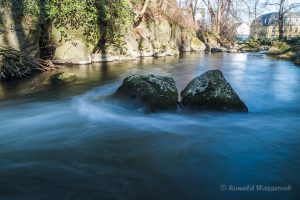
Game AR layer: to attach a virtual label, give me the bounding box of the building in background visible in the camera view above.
[195,8,206,21]
[250,12,300,39]
[236,23,250,41]
[195,8,206,29]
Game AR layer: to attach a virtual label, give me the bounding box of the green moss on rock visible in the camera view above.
[191,38,205,51]
[50,72,77,85]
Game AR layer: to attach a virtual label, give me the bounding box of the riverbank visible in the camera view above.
[238,38,300,65]
[267,41,300,65]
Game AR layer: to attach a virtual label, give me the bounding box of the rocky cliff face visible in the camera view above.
[0,1,41,57]
[0,0,205,65]
[93,19,205,63]
[46,0,205,63]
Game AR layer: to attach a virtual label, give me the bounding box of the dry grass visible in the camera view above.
[141,1,195,31]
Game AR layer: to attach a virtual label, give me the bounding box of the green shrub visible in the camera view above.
[0,0,40,17]
[247,38,260,48]
[258,38,272,46]
[272,40,291,52]
[45,0,99,44]
[98,0,134,53]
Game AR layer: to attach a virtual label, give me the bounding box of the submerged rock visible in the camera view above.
[50,72,77,85]
[181,70,248,112]
[115,74,178,112]
[240,46,260,52]
[210,47,224,53]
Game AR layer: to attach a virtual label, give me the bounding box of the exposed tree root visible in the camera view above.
[0,46,60,80]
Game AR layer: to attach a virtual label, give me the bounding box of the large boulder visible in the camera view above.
[181,70,248,112]
[50,26,97,64]
[115,74,178,112]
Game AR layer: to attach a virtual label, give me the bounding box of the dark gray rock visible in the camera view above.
[210,47,224,53]
[181,70,248,112]
[115,74,178,112]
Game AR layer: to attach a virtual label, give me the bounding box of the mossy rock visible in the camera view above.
[50,26,100,63]
[181,70,248,112]
[268,46,282,55]
[240,46,260,52]
[115,74,178,112]
[50,72,77,85]
[191,38,205,51]
[240,39,261,52]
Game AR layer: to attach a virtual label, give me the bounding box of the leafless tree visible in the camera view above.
[240,0,266,39]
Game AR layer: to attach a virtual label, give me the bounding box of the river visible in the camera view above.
[0,53,299,200]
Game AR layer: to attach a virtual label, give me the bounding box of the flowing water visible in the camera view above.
[0,53,300,200]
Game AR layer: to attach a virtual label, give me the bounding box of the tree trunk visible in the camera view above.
[133,0,150,27]
[216,0,222,35]
[253,2,258,39]
[278,0,285,41]
[189,0,200,23]
[207,0,216,32]
[190,1,196,22]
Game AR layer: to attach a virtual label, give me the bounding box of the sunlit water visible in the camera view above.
[0,53,300,200]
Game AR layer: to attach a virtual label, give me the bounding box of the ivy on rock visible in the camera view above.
[45,0,134,52]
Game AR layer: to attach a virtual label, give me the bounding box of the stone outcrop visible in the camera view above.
[181,70,248,112]
[115,74,178,112]
[0,2,41,58]
[191,38,206,51]
[0,0,206,65]
[50,27,96,64]
[93,19,205,63]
